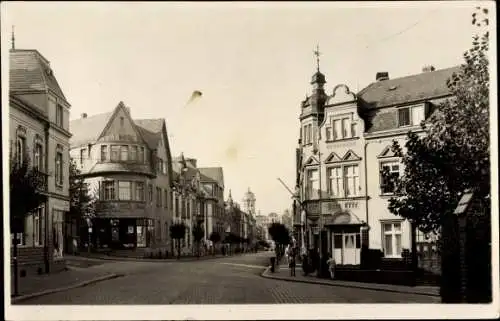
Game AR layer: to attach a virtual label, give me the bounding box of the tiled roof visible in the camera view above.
[9,49,68,102]
[357,66,460,109]
[134,119,164,149]
[69,111,113,147]
[199,167,224,186]
[70,112,114,146]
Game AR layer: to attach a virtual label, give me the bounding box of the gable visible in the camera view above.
[98,103,143,143]
[303,156,319,166]
[327,84,357,106]
[324,152,342,163]
[377,145,398,159]
[342,149,362,162]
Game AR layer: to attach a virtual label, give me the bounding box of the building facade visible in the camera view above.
[9,48,72,275]
[199,167,225,241]
[69,102,174,254]
[171,155,206,255]
[297,63,457,266]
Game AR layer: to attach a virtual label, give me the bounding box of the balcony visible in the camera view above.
[34,170,48,193]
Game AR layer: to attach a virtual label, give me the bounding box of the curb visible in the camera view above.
[260,267,440,297]
[11,273,124,303]
[78,253,248,263]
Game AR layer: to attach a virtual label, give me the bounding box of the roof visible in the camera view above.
[199,167,224,186]
[69,111,113,147]
[134,119,164,149]
[9,49,68,102]
[357,66,460,109]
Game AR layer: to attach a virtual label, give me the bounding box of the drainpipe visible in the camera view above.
[44,122,50,273]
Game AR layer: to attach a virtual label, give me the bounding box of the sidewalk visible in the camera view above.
[261,264,440,297]
[10,267,122,304]
[76,252,247,263]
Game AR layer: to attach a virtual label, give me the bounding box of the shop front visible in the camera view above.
[89,217,155,250]
[325,211,366,266]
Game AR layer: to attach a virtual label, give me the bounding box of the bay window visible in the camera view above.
[103,181,116,200]
[130,146,137,161]
[306,168,319,199]
[120,145,129,161]
[135,182,145,201]
[101,145,108,162]
[118,181,131,200]
[111,145,120,161]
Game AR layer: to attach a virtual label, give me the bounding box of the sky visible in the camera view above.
[2,1,483,216]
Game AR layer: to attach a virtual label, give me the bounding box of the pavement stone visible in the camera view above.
[15,252,440,304]
[262,264,440,297]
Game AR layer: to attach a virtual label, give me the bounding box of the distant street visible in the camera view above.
[19,252,438,304]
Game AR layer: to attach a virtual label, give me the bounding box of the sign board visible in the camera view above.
[128,226,134,234]
[88,227,93,233]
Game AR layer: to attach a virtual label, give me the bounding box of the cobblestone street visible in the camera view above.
[18,252,439,304]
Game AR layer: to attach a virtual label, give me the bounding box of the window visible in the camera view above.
[156,187,162,207]
[380,161,400,194]
[111,145,120,161]
[135,182,145,201]
[149,184,153,202]
[344,165,360,197]
[411,105,425,126]
[164,189,168,208]
[351,123,357,138]
[103,181,115,200]
[341,118,350,138]
[306,168,319,199]
[325,126,333,141]
[383,222,402,257]
[33,207,43,246]
[187,200,191,219]
[327,167,343,197]
[120,145,129,161]
[333,119,342,140]
[130,146,137,161]
[16,136,25,165]
[55,151,63,186]
[80,148,86,165]
[34,143,43,170]
[138,147,145,163]
[118,181,131,200]
[398,108,411,127]
[101,145,108,161]
[56,104,63,127]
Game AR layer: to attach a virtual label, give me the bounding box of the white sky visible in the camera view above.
[2,1,481,216]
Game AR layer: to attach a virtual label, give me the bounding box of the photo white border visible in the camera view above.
[2,1,498,320]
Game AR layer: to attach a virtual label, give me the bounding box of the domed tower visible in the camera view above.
[299,45,328,145]
[243,187,256,216]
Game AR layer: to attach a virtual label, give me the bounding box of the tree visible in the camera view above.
[382,6,490,235]
[10,151,47,296]
[69,159,96,251]
[268,222,291,258]
[170,222,186,260]
[209,231,221,255]
[192,222,205,258]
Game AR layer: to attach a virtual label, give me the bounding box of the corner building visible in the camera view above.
[69,102,174,254]
[297,64,457,266]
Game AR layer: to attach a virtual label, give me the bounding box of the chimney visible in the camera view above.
[81,113,87,119]
[376,72,389,81]
[422,65,436,73]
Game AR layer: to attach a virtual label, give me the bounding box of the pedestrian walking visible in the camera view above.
[326,253,336,280]
[289,246,297,277]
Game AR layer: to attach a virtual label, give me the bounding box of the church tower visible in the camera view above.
[243,187,256,216]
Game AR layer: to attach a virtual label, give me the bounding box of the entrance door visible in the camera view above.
[342,233,357,265]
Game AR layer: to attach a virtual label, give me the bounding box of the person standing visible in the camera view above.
[289,246,297,277]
